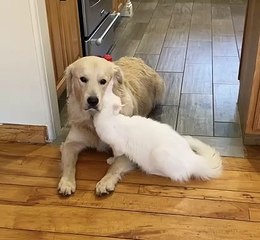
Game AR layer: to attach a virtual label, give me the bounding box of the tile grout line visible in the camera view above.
[175,0,194,132]
[230,3,243,60]
[211,0,215,137]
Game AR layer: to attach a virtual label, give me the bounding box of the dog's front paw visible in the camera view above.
[58,177,76,196]
[95,175,117,196]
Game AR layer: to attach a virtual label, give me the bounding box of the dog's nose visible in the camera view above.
[87,96,99,107]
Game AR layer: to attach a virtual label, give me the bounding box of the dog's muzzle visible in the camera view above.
[87,96,99,107]
[84,96,100,112]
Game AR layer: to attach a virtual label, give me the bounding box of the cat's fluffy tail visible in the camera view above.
[184,136,223,180]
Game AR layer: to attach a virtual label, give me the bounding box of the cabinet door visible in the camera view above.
[60,0,82,65]
[238,0,260,134]
[45,0,67,85]
[46,0,82,96]
[252,39,260,132]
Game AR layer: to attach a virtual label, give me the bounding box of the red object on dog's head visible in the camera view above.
[103,54,112,62]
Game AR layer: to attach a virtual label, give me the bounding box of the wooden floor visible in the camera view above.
[0,142,260,239]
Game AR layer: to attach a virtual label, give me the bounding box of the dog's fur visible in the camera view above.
[94,80,223,182]
[58,56,165,195]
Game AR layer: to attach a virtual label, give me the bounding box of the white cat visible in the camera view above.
[94,80,222,182]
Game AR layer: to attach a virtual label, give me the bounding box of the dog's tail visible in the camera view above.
[184,136,223,180]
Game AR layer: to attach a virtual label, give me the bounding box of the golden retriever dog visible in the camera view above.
[58,56,165,196]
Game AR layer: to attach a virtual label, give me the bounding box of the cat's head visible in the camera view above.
[103,79,123,115]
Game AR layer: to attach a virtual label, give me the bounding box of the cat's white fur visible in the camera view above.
[94,80,222,182]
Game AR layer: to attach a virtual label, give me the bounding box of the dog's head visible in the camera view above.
[65,56,123,113]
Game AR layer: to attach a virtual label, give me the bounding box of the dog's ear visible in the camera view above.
[64,65,73,98]
[113,65,123,84]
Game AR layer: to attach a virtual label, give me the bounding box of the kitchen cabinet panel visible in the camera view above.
[46,0,82,96]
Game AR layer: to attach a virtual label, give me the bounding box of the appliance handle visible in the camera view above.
[90,13,120,46]
[91,0,102,8]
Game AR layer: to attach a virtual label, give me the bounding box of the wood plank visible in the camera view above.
[223,157,260,172]
[0,184,250,221]
[0,228,119,240]
[213,56,240,84]
[0,142,42,156]
[0,174,139,194]
[214,84,239,122]
[245,145,260,159]
[3,144,255,173]
[139,184,260,204]
[0,144,260,192]
[1,168,260,205]
[0,124,47,144]
[177,94,213,136]
[182,64,212,94]
[156,47,186,72]
[186,41,212,64]
[28,144,61,158]
[1,149,260,193]
[158,72,183,105]
[250,208,260,222]
[124,170,260,193]
[0,204,259,239]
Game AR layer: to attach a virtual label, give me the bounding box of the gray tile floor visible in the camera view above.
[110,0,247,156]
[57,0,247,157]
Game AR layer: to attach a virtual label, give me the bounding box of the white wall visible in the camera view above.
[0,0,60,140]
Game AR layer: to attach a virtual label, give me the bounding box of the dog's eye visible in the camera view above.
[99,79,107,85]
[80,77,88,83]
